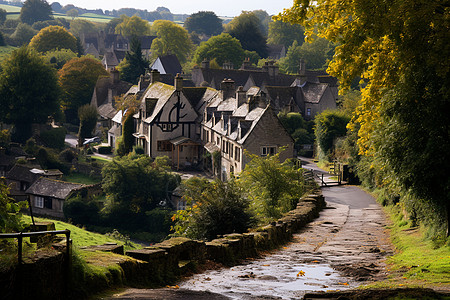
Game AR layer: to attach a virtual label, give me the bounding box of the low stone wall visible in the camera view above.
[125,191,325,280]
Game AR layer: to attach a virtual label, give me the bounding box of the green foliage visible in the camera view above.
[268,20,305,48]
[69,19,97,37]
[314,110,350,161]
[98,146,111,154]
[150,20,193,64]
[0,129,11,150]
[101,154,180,217]
[20,0,53,25]
[77,104,98,147]
[31,18,70,31]
[278,112,314,152]
[39,127,66,149]
[251,10,270,37]
[184,11,223,36]
[0,31,5,46]
[115,15,151,37]
[0,8,6,25]
[36,147,69,173]
[117,37,149,84]
[10,23,37,46]
[58,56,108,124]
[29,25,77,53]
[240,151,305,220]
[193,33,245,68]
[58,148,78,163]
[243,50,260,66]
[43,48,77,69]
[279,38,335,73]
[172,178,254,240]
[0,47,60,142]
[0,179,27,233]
[64,196,100,225]
[118,110,134,156]
[66,8,78,19]
[225,11,267,58]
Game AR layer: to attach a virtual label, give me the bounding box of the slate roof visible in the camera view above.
[103,51,119,67]
[264,86,298,112]
[300,82,329,103]
[155,55,183,75]
[6,165,40,183]
[141,82,175,123]
[139,36,157,50]
[267,44,285,58]
[26,178,84,200]
[0,153,15,167]
[91,75,133,116]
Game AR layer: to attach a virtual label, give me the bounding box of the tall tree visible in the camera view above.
[192,33,245,68]
[268,20,304,48]
[184,11,223,36]
[278,0,450,235]
[225,11,268,58]
[29,25,77,53]
[77,104,98,147]
[115,15,151,37]
[58,56,108,124]
[69,19,97,37]
[150,20,193,64]
[0,47,60,142]
[117,37,149,84]
[0,8,7,25]
[9,23,37,46]
[20,0,53,25]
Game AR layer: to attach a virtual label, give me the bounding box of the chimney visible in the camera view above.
[222,61,234,70]
[151,69,160,83]
[110,69,119,84]
[240,58,251,70]
[236,86,246,107]
[267,61,279,77]
[175,73,183,91]
[220,78,236,100]
[201,58,210,69]
[299,59,306,76]
[262,61,269,73]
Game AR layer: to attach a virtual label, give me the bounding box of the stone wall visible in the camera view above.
[125,191,325,279]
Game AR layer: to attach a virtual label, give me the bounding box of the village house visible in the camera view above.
[126,70,217,169]
[5,164,63,201]
[201,79,294,180]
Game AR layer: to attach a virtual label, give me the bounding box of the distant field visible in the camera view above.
[0,4,114,23]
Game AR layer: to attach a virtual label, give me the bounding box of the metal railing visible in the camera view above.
[0,229,71,264]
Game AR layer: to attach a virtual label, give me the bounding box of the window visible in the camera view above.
[235,147,240,162]
[306,108,311,116]
[20,181,28,191]
[230,143,233,158]
[217,137,220,145]
[157,140,172,151]
[44,197,52,209]
[35,196,44,208]
[261,146,277,157]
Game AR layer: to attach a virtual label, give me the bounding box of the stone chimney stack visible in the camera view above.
[110,69,120,84]
[175,73,183,91]
[299,59,306,76]
[236,86,246,107]
[201,58,210,69]
[240,58,251,70]
[267,61,279,77]
[222,61,234,70]
[220,78,236,100]
[151,69,160,83]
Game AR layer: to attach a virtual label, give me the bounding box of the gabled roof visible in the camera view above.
[301,82,329,103]
[91,74,132,111]
[0,153,15,167]
[264,86,298,112]
[26,178,84,200]
[141,82,175,123]
[139,36,157,50]
[6,165,40,183]
[153,55,183,75]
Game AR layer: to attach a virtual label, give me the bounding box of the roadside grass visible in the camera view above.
[362,204,450,290]
[22,215,141,251]
[63,172,101,185]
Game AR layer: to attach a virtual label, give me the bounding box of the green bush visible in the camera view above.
[314,110,350,161]
[64,196,100,225]
[59,148,78,163]
[98,146,111,154]
[40,127,67,149]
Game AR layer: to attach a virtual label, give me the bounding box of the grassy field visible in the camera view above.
[63,172,101,185]
[363,204,450,291]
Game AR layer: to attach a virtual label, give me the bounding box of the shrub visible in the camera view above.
[98,146,111,154]
[59,148,78,163]
[40,127,67,149]
[63,196,99,225]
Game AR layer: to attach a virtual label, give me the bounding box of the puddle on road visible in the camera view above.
[180,251,355,299]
